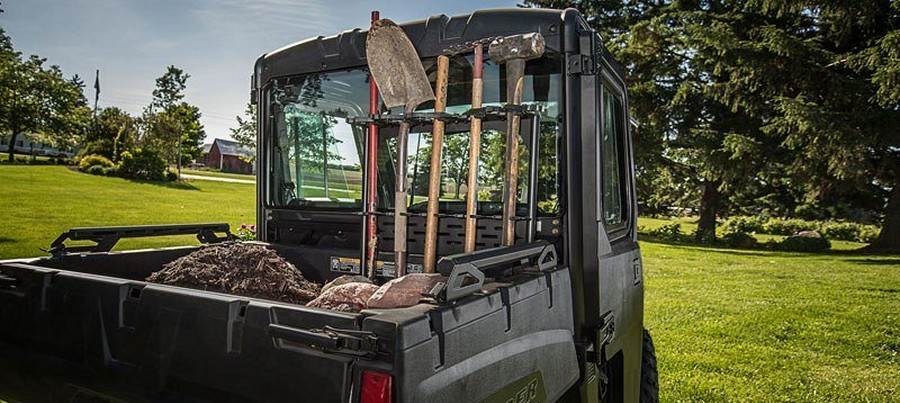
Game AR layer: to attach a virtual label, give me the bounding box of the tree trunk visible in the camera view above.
[7,132,18,162]
[696,179,722,242]
[454,171,464,200]
[867,184,900,253]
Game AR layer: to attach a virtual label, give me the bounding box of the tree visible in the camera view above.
[0,29,90,161]
[231,103,257,158]
[151,65,188,110]
[80,107,137,160]
[443,134,469,199]
[140,66,204,167]
[527,0,899,249]
[854,2,900,251]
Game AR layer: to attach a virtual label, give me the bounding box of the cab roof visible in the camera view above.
[254,8,568,87]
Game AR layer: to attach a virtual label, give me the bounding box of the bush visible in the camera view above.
[85,164,109,176]
[859,226,881,243]
[117,149,167,181]
[723,216,766,234]
[165,169,178,182]
[78,154,114,171]
[819,221,881,243]
[775,232,831,252]
[720,228,759,248]
[643,222,686,242]
[763,218,820,236]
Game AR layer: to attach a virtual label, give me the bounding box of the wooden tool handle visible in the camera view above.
[423,55,450,273]
[501,59,526,247]
[394,118,412,277]
[464,45,484,254]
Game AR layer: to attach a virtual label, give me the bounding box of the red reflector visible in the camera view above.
[361,370,393,403]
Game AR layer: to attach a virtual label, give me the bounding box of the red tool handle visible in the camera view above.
[366,10,380,279]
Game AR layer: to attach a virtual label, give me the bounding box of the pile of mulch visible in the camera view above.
[146,243,321,304]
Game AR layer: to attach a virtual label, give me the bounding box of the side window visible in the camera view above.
[600,86,626,229]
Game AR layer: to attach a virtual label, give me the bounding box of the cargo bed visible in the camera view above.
[0,243,579,402]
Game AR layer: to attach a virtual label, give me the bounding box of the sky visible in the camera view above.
[2,0,520,142]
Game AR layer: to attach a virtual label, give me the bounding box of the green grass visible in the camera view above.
[1,165,897,400]
[0,165,255,259]
[642,239,900,401]
[181,168,255,181]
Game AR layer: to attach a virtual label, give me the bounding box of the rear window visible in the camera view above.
[264,54,562,215]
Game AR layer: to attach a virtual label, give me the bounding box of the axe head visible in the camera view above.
[488,33,546,63]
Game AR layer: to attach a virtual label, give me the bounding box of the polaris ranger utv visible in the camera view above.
[0,8,657,402]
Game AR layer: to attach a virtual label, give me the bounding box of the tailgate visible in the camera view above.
[0,261,365,402]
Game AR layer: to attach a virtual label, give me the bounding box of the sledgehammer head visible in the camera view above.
[488,32,546,63]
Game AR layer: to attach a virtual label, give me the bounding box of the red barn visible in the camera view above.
[205,139,255,174]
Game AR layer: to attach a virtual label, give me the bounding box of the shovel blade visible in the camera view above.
[366,19,434,109]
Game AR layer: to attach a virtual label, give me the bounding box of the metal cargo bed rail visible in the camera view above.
[434,240,559,301]
[48,223,234,257]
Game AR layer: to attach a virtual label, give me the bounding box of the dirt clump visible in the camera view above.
[146,243,321,304]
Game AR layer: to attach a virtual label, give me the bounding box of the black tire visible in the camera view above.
[640,329,659,403]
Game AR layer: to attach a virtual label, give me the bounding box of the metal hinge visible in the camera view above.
[567,53,595,75]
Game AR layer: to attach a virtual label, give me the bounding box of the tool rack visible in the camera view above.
[346,104,548,276]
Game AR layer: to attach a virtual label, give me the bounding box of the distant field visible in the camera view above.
[1,164,897,401]
[0,165,255,259]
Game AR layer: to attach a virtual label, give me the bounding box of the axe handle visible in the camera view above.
[464,45,484,254]
[502,58,526,246]
[423,55,450,273]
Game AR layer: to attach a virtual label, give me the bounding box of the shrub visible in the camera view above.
[721,231,758,248]
[643,222,686,242]
[775,232,831,252]
[720,227,759,248]
[117,149,167,181]
[763,218,820,236]
[165,169,178,182]
[723,216,766,234]
[819,221,882,243]
[78,154,114,171]
[859,226,881,243]
[85,165,108,176]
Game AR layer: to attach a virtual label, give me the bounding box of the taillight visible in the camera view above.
[361,370,393,403]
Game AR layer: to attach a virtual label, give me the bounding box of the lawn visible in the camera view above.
[643,240,899,401]
[1,164,897,401]
[181,168,256,181]
[0,165,255,259]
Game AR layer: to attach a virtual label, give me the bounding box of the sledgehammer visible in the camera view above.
[488,33,545,246]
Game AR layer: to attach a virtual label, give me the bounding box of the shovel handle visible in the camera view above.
[395,117,413,277]
[423,55,450,273]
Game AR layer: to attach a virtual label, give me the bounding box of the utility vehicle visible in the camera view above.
[0,8,657,402]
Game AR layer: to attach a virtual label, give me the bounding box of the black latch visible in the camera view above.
[586,311,616,363]
[268,324,379,359]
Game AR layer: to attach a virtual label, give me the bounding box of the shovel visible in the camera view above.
[366,19,434,277]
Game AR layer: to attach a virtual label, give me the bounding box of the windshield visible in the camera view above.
[265,53,562,214]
